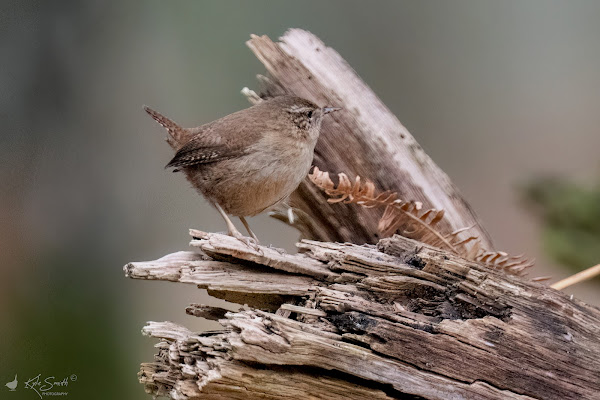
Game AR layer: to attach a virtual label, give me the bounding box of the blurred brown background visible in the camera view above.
[2,1,599,398]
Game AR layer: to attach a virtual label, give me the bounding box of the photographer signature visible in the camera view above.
[23,373,77,399]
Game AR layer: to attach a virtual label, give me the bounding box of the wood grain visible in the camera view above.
[127,231,600,400]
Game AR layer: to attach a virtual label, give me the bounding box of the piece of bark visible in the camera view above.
[126,232,600,400]
[124,249,318,296]
[246,29,494,248]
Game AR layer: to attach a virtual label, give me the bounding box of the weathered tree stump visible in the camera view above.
[125,231,600,399]
[127,29,600,399]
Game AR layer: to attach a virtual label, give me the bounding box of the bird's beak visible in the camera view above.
[322,107,342,114]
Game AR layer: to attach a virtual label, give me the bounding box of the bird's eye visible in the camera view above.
[307,110,313,118]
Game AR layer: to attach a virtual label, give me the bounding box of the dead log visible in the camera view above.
[126,29,600,399]
[125,231,600,399]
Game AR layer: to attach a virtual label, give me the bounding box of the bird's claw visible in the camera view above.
[230,230,262,254]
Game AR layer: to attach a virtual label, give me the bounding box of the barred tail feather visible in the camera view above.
[143,105,189,148]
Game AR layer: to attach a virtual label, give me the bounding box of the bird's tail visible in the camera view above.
[143,105,190,149]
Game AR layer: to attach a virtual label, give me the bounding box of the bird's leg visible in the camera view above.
[239,216,259,244]
[214,203,260,251]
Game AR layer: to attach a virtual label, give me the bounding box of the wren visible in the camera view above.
[144,96,340,247]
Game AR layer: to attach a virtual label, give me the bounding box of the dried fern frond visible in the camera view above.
[476,252,535,276]
[308,167,533,276]
[308,167,398,206]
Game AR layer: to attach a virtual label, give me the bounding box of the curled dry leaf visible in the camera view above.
[308,167,533,276]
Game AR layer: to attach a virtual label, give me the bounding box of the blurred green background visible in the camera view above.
[2,1,599,398]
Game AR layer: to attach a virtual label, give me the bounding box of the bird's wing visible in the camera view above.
[166,105,267,169]
[165,120,253,169]
[166,134,242,169]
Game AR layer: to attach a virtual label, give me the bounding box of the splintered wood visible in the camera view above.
[125,231,600,400]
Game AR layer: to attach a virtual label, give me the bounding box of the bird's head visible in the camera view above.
[274,96,342,142]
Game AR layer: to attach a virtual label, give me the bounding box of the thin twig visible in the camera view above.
[550,264,600,290]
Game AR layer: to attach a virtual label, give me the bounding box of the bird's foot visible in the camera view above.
[229,229,262,254]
